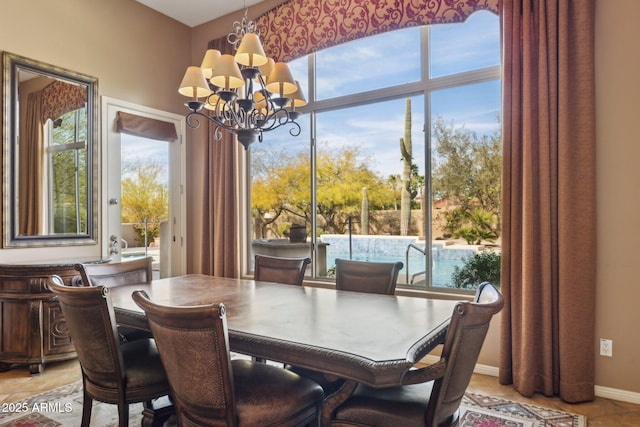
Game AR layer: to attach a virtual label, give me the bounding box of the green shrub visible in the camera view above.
[133,223,160,247]
[451,251,501,289]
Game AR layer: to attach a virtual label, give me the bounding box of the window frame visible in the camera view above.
[245,22,501,294]
[45,108,89,235]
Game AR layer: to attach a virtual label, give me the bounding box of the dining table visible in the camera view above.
[108,274,460,425]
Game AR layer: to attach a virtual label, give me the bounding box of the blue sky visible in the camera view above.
[121,134,169,182]
[256,11,500,180]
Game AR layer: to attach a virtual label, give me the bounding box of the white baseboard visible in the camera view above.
[594,385,640,404]
[418,355,640,404]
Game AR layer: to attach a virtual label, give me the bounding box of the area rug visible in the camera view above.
[0,381,586,426]
[461,393,586,427]
[0,381,143,427]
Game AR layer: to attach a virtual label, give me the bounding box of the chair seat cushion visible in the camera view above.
[232,359,324,426]
[121,338,169,396]
[118,326,154,343]
[333,381,433,427]
[287,364,345,394]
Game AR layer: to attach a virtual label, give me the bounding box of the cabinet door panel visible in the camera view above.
[43,301,74,356]
[0,300,31,355]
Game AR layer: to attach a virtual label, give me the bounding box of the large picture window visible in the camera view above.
[249,11,501,292]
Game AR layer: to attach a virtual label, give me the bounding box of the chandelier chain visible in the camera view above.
[227,5,259,50]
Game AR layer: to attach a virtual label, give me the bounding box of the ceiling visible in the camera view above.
[135,0,266,28]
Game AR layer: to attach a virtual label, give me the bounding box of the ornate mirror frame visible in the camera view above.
[2,52,99,248]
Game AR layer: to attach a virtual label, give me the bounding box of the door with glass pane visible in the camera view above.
[102,98,185,278]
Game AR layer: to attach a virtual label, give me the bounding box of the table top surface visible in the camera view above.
[109,274,460,387]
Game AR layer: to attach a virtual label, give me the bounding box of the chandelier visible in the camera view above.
[178,4,306,150]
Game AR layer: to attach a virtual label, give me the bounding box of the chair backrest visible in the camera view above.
[334,259,403,295]
[254,255,311,286]
[132,290,237,426]
[426,282,503,426]
[76,257,153,288]
[48,275,125,390]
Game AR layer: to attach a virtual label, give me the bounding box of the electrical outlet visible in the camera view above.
[600,338,613,357]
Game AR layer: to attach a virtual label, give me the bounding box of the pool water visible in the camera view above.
[121,248,160,264]
[321,235,476,288]
[325,255,469,287]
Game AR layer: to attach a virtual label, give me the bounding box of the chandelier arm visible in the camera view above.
[185,112,204,129]
[288,120,302,137]
[257,109,292,132]
[185,110,247,135]
[256,109,301,138]
[213,125,223,141]
[207,95,246,130]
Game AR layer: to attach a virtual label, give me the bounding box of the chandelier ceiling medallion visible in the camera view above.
[178,2,306,150]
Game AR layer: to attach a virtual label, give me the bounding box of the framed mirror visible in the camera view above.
[2,52,99,248]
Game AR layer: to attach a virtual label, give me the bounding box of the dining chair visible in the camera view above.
[132,289,325,427]
[48,275,172,427]
[76,256,153,287]
[328,282,503,426]
[76,257,154,342]
[334,258,403,295]
[254,254,311,286]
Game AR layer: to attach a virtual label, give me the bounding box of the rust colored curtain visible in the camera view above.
[499,0,596,403]
[19,91,45,235]
[200,37,239,277]
[257,0,498,62]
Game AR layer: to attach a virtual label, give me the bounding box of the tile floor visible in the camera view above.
[1,359,640,426]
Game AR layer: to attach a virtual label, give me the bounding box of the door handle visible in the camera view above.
[109,235,120,255]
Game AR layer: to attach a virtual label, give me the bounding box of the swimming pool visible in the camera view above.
[121,248,160,263]
[320,235,478,287]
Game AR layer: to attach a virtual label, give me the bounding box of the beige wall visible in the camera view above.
[0,0,638,398]
[0,0,189,114]
[593,0,640,394]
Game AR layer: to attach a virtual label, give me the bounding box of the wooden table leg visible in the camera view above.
[141,396,174,427]
[321,380,357,427]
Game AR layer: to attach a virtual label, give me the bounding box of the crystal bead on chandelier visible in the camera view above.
[178,3,306,150]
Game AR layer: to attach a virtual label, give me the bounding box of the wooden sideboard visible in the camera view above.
[0,258,107,374]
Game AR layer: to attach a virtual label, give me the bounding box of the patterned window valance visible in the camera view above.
[41,80,87,121]
[256,0,499,62]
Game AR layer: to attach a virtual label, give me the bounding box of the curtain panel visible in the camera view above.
[499,0,596,403]
[199,37,240,278]
[19,91,45,235]
[256,0,499,62]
